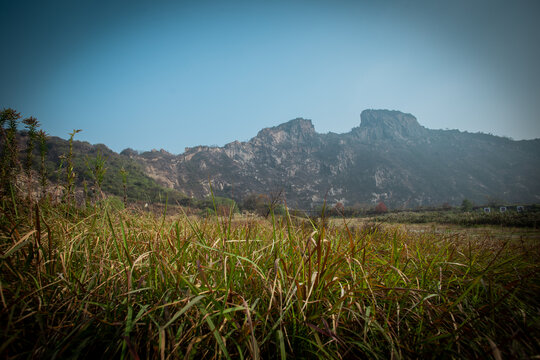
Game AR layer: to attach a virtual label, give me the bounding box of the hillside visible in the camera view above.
[125,110,540,208]
[16,132,187,204]
[20,109,540,209]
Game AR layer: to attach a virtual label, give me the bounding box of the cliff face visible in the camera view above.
[354,109,428,141]
[129,110,540,208]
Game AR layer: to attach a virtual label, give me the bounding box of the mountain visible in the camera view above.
[121,109,540,209]
[17,133,187,204]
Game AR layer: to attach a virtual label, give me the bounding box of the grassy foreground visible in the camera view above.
[1,202,540,359]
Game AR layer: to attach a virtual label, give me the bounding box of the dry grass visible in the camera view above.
[1,201,540,359]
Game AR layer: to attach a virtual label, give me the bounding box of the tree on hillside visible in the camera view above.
[375,201,388,214]
[461,199,473,212]
[0,108,21,194]
[242,189,285,217]
[242,193,269,216]
[86,149,107,202]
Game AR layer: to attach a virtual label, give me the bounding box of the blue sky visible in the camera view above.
[2,0,540,154]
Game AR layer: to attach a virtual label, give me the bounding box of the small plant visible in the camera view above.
[0,108,21,196]
[119,167,128,208]
[63,129,82,207]
[0,110,9,193]
[86,149,107,202]
[38,130,48,199]
[22,117,40,200]
[82,179,90,208]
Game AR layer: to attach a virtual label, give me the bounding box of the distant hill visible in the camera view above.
[123,109,540,208]
[18,132,186,204]
[27,109,540,209]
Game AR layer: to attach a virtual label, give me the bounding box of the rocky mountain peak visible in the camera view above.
[118,108,539,209]
[358,109,426,140]
[254,117,316,144]
[275,117,315,135]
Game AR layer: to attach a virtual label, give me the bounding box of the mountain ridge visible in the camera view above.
[32,109,540,209]
[122,109,540,209]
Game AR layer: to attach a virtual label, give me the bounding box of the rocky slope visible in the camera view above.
[122,110,540,209]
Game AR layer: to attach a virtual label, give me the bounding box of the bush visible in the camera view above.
[461,199,473,212]
[375,201,388,214]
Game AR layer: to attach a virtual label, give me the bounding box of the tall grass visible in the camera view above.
[1,200,539,359]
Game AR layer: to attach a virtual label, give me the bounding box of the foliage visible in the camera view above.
[36,134,187,204]
[37,129,48,198]
[1,197,539,358]
[63,129,82,207]
[241,190,286,217]
[120,167,128,207]
[372,207,540,228]
[85,148,107,201]
[242,193,270,216]
[375,201,388,214]
[0,108,21,195]
[22,117,39,176]
[461,198,473,212]
[1,107,196,210]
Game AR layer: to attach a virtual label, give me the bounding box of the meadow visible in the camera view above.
[1,197,539,359]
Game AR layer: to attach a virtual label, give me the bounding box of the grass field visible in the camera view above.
[1,200,540,359]
[368,208,540,228]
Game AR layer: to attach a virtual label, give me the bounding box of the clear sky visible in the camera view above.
[2,0,540,154]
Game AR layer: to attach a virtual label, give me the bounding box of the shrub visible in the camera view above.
[375,201,388,213]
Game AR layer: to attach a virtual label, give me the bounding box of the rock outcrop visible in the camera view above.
[129,109,540,208]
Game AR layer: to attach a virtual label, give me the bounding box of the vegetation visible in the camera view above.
[370,207,540,228]
[2,108,540,358]
[318,201,540,229]
[63,129,82,207]
[461,199,473,212]
[0,108,22,196]
[38,129,49,198]
[241,192,287,217]
[374,201,388,214]
[2,197,540,358]
[16,130,187,205]
[22,117,39,185]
